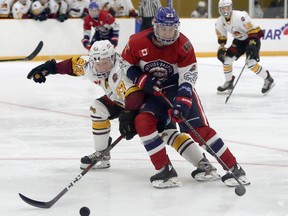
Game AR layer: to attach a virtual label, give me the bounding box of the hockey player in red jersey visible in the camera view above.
[121,6,250,187]
[81,1,119,50]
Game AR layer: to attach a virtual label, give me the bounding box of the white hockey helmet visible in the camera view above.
[88,40,116,80]
[218,0,233,19]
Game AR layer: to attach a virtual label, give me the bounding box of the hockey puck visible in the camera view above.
[235,185,246,196]
[79,206,90,216]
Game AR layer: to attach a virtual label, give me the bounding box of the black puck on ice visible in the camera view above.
[79,206,90,216]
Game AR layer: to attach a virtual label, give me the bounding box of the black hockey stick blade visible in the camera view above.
[19,134,124,209]
[0,41,43,62]
[19,190,66,209]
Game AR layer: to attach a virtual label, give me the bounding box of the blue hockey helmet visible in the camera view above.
[89,1,100,19]
[154,7,180,45]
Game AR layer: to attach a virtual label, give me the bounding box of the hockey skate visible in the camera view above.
[217,76,235,94]
[221,163,251,187]
[262,71,275,95]
[80,137,112,170]
[191,154,221,182]
[150,164,182,188]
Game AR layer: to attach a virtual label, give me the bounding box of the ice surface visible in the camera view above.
[0,57,287,216]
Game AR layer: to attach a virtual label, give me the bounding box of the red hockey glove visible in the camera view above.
[111,37,118,47]
[81,36,91,50]
[168,96,192,123]
[136,74,163,96]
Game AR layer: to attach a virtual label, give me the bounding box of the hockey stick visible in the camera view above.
[154,87,246,196]
[167,0,173,7]
[0,41,43,62]
[225,58,248,104]
[19,134,124,209]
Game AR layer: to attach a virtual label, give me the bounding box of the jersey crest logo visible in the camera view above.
[183,41,193,52]
[144,60,173,80]
[184,64,197,84]
[138,48,148,57]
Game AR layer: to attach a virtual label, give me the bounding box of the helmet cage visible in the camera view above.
[154,7,180,45]
[218,1,232,18]
[88,2,100,19]
[154,23,180,46]
[88,41,115,80]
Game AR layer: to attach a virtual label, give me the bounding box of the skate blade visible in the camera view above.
[193,172,221,182]
[217,90,232,95]
[223,176,251,187]
[80,161,111,170]
[263,82,276,96]
[152,177,182,189]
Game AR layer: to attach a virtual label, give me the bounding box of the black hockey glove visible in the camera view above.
[57,14,69,22]
[246,39,259,62]
[27,59,57,83]
[119,110,138,140]
[217,47,226,63]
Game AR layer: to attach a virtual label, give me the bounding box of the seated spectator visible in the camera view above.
[66,0,89,18]
[49,0,69,22]
[264,0,284,18]
[113,0,137,18]
[96,0,115,16]
[191,1,208,18]
[12,0,32,19]
[0,0,14,18]
[30,0,51,21]
[253,0,264,18]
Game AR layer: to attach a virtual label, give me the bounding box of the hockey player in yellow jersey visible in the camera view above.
[27,40,220,187]
[215,0,275,95]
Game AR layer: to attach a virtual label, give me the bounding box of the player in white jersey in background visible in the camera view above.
[30,0,50,21]
[66,0,89,18]
[113,0,138,18]
[12,0,32,19]
[215,0,275,95]
[49,0,69,22]
[26,40,220,187]
[0,0,14,17]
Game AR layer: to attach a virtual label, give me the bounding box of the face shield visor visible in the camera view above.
[89,56,115,80]
[154,23,180,46]
[89,8,99,19]
[218,4,232,18]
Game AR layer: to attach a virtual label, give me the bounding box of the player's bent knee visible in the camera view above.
[90,99,110,119]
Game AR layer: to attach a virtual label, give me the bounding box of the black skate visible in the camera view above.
[150,164,181,188]
[80,137,112,170]
[262,71,275,95]
[217,76,235,94]
[221,163,250,187]
[191,154,221,181]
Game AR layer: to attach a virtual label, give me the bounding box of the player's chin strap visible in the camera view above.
[153,86,246,196]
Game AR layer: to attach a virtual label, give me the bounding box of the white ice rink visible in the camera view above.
[0,57,287,216]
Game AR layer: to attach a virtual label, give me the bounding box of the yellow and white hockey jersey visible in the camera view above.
[215,10,263,45]
[69,54,139,107]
